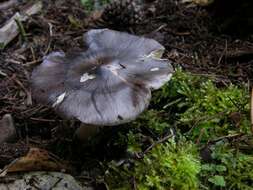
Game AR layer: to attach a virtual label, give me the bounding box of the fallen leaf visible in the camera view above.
[3,148,70,173]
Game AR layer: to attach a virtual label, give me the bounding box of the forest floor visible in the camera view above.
[0,0,253,189]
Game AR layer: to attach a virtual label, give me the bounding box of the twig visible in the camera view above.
[48,22,53,37]
[143,134,173,155]
[23,59,42,66]
[6,58,22,64]
[30,47,36,62]
[153,24,167,33]
[217,40,227,65]
[14,18,27,42]
[0,70,7,77]
[43,22,53,55]
[10,74,32,105]
[132,176,137,190]
[0,0,19,10]
[133,134,173,159]
[30,118,56,122]
[0,1,42,47]
[208,133,243,144]
[44,39,52,55]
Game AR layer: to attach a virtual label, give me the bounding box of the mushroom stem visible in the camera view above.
[74,123,101,142]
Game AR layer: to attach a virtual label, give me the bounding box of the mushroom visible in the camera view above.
[31,29,174,140]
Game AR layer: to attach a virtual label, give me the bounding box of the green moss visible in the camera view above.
[154,69,250,141]
[80,0,111,11]
[106,139,201,190]
[132,110,170,134]
[104,69,252,190]
[204,141,253,190]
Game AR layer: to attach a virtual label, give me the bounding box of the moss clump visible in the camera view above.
[201,141,253,189]
[132,110,170,134]
[106,139,201,190]
[104,69,252,190]
[154,69,250,141]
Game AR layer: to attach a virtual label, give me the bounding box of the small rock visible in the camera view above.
[0,171,89,190]
[0,114,17,144]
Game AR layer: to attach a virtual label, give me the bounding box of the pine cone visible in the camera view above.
[101,0,145,26]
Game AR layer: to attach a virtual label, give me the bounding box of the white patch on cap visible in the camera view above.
[148,49,164,59]
[150,67,160,72]
[105,62,123,76]
[139,49,167,61]
[53,92,66,107]
[106,63,122,71]
[80,73,96,83]
[149,73,173,90]
[166,73,173,81]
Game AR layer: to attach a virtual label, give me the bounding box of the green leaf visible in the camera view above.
[208,175,226,187]
[215,165,227,172]
[201,164,213,171]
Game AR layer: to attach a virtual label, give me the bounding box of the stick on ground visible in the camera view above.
[0,1,42,48]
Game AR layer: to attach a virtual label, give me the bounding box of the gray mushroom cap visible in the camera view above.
[31,29,174,126]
